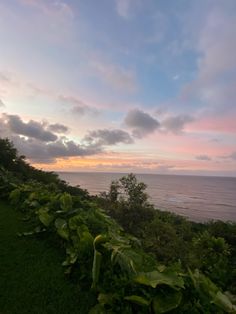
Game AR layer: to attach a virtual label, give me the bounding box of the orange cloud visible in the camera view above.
[32,151,236,174]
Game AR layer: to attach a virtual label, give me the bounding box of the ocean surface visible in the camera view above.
[58,172,236,222]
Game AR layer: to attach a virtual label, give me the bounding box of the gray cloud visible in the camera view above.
[48,123,68,133]
[219,151,236,161]
[47,140,101,159]
[226,152,236,160]
[209,138,221,143]
[196,155,212,161]
[0,112,134,163]
[161,114,194,133]
[71,105,89,115]
[124,109,160,138]
[84,129,133,145]
[4,114,57,142]
[11,136,55,163]
[59,95,98,116]
[10,135,102,163]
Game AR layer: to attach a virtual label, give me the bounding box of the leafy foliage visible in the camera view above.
[6,180,235,313]
[1,137,236,313]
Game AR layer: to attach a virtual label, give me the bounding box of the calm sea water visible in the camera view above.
[58,172,236,222]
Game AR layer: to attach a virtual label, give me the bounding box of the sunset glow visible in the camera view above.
[0,0,236,176]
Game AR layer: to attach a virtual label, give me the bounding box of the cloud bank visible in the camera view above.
[195,155,212,161]
[124,109,194,137]
[124,109,160,138]
[59,95,98,116]
[3,114,57,142]
[161,115,194,134]
[84,129,134,146]
[0,113,134,163]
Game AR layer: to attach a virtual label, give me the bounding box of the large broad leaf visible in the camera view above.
[124,295,150,306]
[38,208,54,227]
[91,250,102,289]
[225,292,236,305]
[60,193,73,211]
[68,215,84,230]
[55,218,70,240]
[189,269,236,313]
[98,293,117,306]
[213,291,236,313]
[134,271,184,289]
[152,290,182,313]
[9,188,21,205]
[111,246,137,274]
[78,230,94,255]
[188,269,218,295]
[76,224,90,238]
[93,234,107,250]
[89,304,106,314]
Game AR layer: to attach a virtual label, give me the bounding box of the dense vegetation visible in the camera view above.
[0,137,236,313]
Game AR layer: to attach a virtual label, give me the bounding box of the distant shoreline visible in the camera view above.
[57,171,236,179]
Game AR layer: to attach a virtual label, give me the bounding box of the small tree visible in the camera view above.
[0,138,20,169]
[106,174,154,235]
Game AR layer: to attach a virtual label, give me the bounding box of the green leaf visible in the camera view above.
[212,291,236,313]
[55,217,67,229]
[63,246,78,265]
[92,250,102,289]
[134,271,184,289]
[60,193,73,211]
[111,247,137,274]
[124,295,150,306]
[152,290,182,313]
[89,304,106,314]
[55,218,70,240]
[93,234,107,250]
[80,231,94,250]
[9,188,21,205]
[225,292,236,305]
[30,200,40,208]
[189,269,236,312]
[76,224,90,238]
[38,208,54,227]
[17,226,46,237]
[98,293,116,306]
[68,215,84,230]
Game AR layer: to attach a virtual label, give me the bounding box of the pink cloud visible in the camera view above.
[189,115,236,134]
[145,132,234,159]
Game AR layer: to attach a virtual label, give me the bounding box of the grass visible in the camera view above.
[0,200,95,314]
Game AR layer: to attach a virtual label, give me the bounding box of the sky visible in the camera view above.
[0,0,236,176]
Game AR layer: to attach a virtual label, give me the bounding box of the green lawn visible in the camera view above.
[0,200,95,314]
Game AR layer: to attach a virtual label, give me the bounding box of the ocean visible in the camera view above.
[58,172,236,222]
